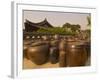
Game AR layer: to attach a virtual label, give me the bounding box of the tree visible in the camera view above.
[87,16,91,30]
[62,22,81,36]
[63,23,71,28]
[87,16,91,26]
[63,23,72,34]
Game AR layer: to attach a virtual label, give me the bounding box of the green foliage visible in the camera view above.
[36,22,82,36]
[37,26,77,35]
[87,16,91,26]
[63,23,71,28]
[63,23,81,34]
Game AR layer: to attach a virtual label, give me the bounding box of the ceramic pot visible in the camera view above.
[66,42,88,67]
[27,42,49,65]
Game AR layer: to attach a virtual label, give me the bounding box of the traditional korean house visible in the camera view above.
[24,18,53,32]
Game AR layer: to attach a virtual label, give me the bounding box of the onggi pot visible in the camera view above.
[27,42,49,65]
[66,42,88,67]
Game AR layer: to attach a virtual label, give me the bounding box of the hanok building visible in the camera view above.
[24,19,54,40]
[24,18,53,32]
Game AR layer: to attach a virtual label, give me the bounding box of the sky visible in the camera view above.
[23,10,90,30]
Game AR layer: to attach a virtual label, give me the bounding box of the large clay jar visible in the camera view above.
[23,41,31,59]
[59,51,66,67]
[84,41,91,57]
[49,40,59,64]
[23,45,28,59]
[59,40,67,67]
[27,42,49,65]
[66,42,88,67]
[50,40,59,47]
[49,47,59,64]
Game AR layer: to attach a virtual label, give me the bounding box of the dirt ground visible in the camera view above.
[23,57,90,69]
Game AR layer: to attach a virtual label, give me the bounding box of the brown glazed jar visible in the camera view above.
[23,41,31,59]
[59,51,66,67]
[66,42,88,67]
[49,47,59,64]
[59,40,67,67]
[23,45,28,59]
[49,40,59,64]
[84,41,91,57]
[27,42,49,65]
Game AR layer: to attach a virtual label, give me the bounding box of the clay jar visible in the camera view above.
[66,42,88,67]
[49,40,59,64]
[49,47,59,64]
[59,40,67,67]
[84,41,90,57]
[27,42,49,65]
[23,41,32,59]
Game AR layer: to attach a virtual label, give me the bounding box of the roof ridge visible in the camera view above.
[25,19,53,27]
